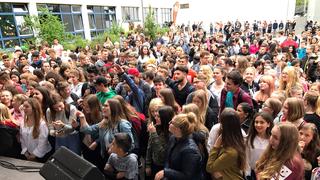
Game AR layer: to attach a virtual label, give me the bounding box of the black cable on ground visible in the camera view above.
[0,160,41,173]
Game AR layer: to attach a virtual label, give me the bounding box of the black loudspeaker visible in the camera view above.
[40,146,105,180]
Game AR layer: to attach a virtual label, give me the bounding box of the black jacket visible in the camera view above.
[241,81,259,97]
[164,135,202,180]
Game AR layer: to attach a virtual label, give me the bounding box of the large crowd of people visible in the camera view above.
[0,19,320,180]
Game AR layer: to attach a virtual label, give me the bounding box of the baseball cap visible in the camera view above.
[127,68,140,77]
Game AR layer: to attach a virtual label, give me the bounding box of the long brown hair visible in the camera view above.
[49,93,70,122]
[256,122,300,179]
[219,108,247,171]
[247,112,274,148]
[284,97,305,123]
[25,98,43,139]
[159,88,180,113]
[100,99,126,129]
[300,123,320,164]
[113,95,140,120]
[83,94,102,124]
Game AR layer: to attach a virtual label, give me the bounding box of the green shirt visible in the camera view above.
[96,89,116,104]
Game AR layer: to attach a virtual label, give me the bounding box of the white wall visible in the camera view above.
[176,0,297,30]
[308,0,320,21]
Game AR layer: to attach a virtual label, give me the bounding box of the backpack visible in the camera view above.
[136,113,148,157]
[237,89,259,113]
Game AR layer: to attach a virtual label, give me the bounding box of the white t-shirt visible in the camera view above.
[20,120,52,158]
[207,123,247,152]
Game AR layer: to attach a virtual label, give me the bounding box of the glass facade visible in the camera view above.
[0,2,171,49]
[0,3,33,49]
[87,6,116,38]
[122,7,139,22]
[37,4,84,37]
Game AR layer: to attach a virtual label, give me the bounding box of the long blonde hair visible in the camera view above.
[256,122,300,179]
[172,112,196,138]
[255,75,275,102]
[0,103,13,121]
[278,66,300,97]
[199,65,213,85]
[147,98,164,123]
[192,90,208,124]
[182,103,209,134]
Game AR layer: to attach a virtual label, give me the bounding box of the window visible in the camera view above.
[37,4,84,36]
[88,14,96,29]
[0,3,33,48]
[160,8,172,25]
[122,7,139,22]
[47,4,60,13]
[72,5,81,13]
[143,7,158,23]
[4,39,19,48]
[73,14,83,30]
[95,14,104,29]
[60,5,71,13]
[87,5,116,38]
[13,4,28,13]
[0,15,17,37]
[62,14,74,32]
[0,4,12,12]
[15,16,33,35]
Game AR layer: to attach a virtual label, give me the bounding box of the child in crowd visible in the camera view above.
[104,133,139,180]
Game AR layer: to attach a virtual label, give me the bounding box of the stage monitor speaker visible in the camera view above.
[40,146,105,180]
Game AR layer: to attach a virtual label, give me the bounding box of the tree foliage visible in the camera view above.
[25,8,66,45]
[144,6,158,40]
[143,6,169,41]
[296,0,308,7]
[90,22,125,49]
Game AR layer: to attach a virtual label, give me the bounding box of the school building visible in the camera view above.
[0,0,174,49]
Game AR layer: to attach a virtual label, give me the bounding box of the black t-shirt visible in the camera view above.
[171,81,195,107]
[304,113,320,136]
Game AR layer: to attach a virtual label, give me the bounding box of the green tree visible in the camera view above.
[25,8,66,45]
[143,6,169,41]
[144,6,158,40]
[90,22,125,49]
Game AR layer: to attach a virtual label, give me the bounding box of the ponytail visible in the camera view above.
[173,112,197,137]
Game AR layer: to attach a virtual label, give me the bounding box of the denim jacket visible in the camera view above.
[80,119,133,157]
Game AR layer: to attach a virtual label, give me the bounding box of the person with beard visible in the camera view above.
[167,65,195,107]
